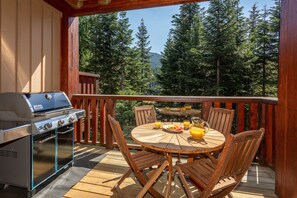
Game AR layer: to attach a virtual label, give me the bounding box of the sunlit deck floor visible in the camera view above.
[64,145,277,198]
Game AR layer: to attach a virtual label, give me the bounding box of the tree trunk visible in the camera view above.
[216,59,220,96]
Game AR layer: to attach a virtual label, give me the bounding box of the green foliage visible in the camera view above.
[157,1,279,97]
[158,3,206,96]
[135,19,154,94]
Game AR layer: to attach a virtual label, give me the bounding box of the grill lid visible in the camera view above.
[24,92,71,113]
[0,92,72,118]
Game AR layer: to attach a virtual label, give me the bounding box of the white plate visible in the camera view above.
[162,125,183,133]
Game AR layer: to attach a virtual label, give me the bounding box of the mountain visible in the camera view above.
[149,52,162,68]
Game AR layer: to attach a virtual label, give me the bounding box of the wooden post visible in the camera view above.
[60,16,79,100]
[105,99,115,149]
[202,102,212,120]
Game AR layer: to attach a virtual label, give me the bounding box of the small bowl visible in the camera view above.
[189,127,205,139]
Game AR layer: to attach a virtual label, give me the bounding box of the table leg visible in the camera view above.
[165,153,173,198]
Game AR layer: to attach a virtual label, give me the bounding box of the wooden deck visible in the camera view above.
[64,145,277,198]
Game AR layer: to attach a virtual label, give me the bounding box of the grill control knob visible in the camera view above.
[68,116,75,123]
[58,120,65,126]
[44,123,52,130]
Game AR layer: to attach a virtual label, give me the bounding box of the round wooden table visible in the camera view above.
[131,122,225,197]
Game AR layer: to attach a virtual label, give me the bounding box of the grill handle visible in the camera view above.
[57,127,74,135]
[36,135,56,144]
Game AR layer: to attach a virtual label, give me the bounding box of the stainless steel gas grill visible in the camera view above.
[0,92,85,197]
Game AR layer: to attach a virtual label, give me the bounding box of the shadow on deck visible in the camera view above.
[0,144,277,198]
[65,145,277,198]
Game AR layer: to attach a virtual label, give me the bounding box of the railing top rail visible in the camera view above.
[72,94,278,105]
[79,71,100,78]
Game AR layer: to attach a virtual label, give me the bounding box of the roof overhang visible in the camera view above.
[44,0,208,16]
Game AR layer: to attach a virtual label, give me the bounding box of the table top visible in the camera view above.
[131,123,225,155]
[158,108,201,117]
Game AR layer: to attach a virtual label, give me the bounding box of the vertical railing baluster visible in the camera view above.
[105,99,115,149]
[91,98,99,144]
[237,103,245,133]
[99,99,106,146]
[250,103,258,130]
[214,102,220,108]
[84,98,91,144]
[226,102,232,110]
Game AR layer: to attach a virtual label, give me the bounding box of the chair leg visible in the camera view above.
[176,166,194,198]
[136,161,168,198]
[112,168,132,196]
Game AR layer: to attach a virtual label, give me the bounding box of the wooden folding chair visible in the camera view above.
[207,107,235,137]
[177,128,265,198]
[133,105,157,126]
[107,114,168,198]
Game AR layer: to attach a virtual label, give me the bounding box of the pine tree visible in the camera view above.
[158,3,205,96]
[203,0,248,96]
[116,12,133,90]
[135,19,153,94]
[247,3,261,96]
[79,16,93,72]
[253,5,278,96]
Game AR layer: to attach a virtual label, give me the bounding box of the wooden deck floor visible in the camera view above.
[64,145,277,198]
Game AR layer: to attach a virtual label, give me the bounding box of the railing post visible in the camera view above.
[202,102,212,120]
[105,99,115,149]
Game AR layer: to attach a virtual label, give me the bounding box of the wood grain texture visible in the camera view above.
[237,103,245,133]
[250,103,258,130]
[1,0,17,92]
[17,0,30,92]
[65,145,277,198]
[1,0,61,92]
[60,16,79,98]
[131,123,225,155]
[91,98,98,144]
[105,99,115,149]
[52,10,61,91]
[31,0,43,92]
[276,0,297,197]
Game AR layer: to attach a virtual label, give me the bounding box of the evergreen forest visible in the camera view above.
[79,0,280,97]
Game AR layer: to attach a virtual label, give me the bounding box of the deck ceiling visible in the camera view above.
[44,0,207,16]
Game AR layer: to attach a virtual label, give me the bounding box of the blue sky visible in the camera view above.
[126,0,275,54]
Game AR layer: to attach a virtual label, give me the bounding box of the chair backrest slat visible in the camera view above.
[202,129,264,197]
[220,129,264,179]
[207,107,235,137]
[134,105,156,126]
[108,115,138,171]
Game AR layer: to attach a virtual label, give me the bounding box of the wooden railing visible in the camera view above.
[79,72,100,94]
[72,94,277,168]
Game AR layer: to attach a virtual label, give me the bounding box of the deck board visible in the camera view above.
[64,145,277,198]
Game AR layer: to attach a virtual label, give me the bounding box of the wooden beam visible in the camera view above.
[45,0,208,16]
[276,0,297,197]
[60,16,79,99]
